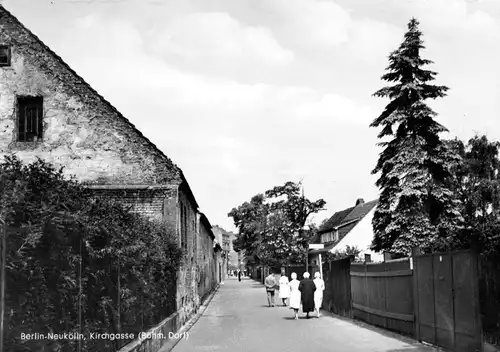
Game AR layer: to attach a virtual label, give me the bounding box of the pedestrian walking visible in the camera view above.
[298,272,316,319]
[238,270,242,282]
[264,271,277,307]
[288,272,301,319]
[313,272,325,318]
[278,272,290,306]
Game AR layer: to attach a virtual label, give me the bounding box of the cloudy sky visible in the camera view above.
[3,0,499,231]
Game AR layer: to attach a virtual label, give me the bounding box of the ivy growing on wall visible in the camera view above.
[0,155,182,352]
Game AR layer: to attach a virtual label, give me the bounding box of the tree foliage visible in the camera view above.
[1,155,182,352]
[445,135,500,257]
[323,245,364,264]
[229,181,325,267]
[370,18,463,256]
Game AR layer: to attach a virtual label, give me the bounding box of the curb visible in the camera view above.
[158,284,221,352]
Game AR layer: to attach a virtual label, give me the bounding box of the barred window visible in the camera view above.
[18,97,43,142]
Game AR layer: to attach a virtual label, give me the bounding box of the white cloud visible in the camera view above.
[391,0,500,39]
[345,19,402,65]
[296,93,377,126]
[151,12,294,65]
[263,0,352,48]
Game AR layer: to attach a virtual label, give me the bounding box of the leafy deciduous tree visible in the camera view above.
[229,181,325,268]
[446,135,500,257]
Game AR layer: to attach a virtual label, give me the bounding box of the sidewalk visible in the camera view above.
[170,277,438,352]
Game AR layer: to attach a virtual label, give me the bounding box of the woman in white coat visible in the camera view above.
[313,272,325,317]
[279,272,290,306]
[288,272,301,320]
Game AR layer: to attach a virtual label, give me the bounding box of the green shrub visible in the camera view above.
[0,155,181,352]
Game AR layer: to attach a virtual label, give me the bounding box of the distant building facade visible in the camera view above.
[197,213,218,300]
[212,225,231,279]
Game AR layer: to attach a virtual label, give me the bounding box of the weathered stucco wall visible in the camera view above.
[176,188,199,324]
[0,7,180,185]
[198,220,213,300]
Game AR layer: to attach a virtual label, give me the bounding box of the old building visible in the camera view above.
[213,239,222,284]
[0,5,204,325]
[197,213,217,301]
[212,225,232,279]
[228,232,240,272]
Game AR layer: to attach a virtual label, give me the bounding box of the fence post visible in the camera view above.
[363,261,368,323]
[412,247,422,341]
[383,258,388,328]
[470,238,484,352]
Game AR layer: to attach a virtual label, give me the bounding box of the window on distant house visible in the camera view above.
[0,45,11,66]
[321,232,332,243]
[334,231,339,242]
[18,97,43,142]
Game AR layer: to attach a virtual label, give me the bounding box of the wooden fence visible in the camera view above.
[322,257,352,318]
[350,258,414,336]
[479,255,500,347]
[322,249,490,352]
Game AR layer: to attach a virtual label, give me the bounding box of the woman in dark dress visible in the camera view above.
[298,272,316,318]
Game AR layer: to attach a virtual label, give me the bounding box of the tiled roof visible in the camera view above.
[318,207,355,234]
[337,199,378,238]
[313,199,379,246]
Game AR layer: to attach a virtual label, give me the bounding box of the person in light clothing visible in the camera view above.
[313,272,325,318]
[288,272,301,319]
[278,272,290,306]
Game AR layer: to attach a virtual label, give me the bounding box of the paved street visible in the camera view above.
[171,277,437,352]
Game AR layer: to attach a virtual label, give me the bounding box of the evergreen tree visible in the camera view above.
[370,18,463,256]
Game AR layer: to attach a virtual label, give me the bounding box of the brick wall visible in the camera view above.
[87,186,178,222]
[0,6,180,186]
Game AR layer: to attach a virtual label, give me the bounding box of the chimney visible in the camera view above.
[355,198,365,206]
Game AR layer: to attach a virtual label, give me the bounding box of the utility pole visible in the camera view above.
[301,182,309,274]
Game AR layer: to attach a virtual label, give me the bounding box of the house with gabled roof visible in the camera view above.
[309,198,383,263]
[0,4,207,326]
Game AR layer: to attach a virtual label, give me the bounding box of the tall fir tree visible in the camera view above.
[370,18,463,256]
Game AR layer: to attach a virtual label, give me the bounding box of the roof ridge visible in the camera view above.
[0,4,202,209]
